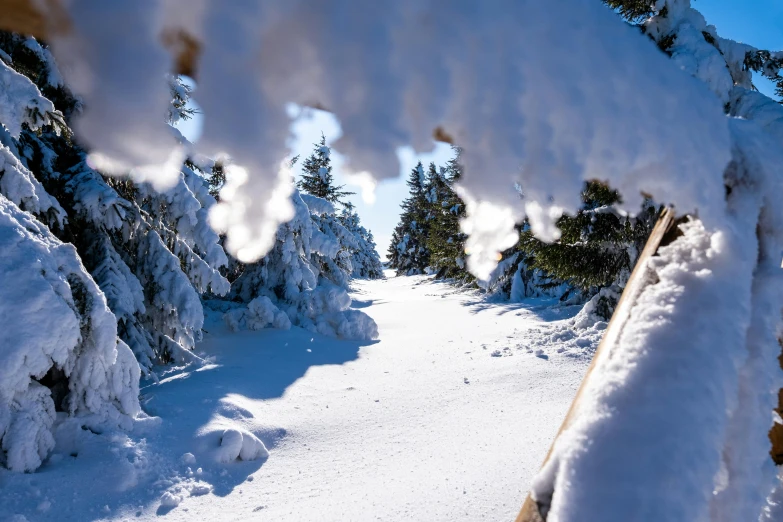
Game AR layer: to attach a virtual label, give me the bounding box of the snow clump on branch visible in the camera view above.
[39,0,729,280]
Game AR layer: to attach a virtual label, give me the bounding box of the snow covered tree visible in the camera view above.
[339,204,384,279]
[294,140,382,281]
[297,135,353,204]
[393,149,659,315]
[0,196,140,472]
[0,39,140,472]
[227,189,378,340]
[423,154,469,280]
[223,138,380,337]
[605,0,783,98]
[518,181,659,317]
[388,162,432,275]
[0,32,230,377]
[481,229,550,302]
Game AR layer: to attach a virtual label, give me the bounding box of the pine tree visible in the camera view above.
[388,162,432,274]
[228,188,378,340]
[0,32,232,374]
[338,205,384,279]
[604,0,783,97]
[424,152,469,280]
[0,35,140,472]
[518,181,658,317]
[297,135,353,204]
[602,0,655,22]
[226,142,380,338]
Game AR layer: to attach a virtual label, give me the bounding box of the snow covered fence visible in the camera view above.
[517,209,678,520]
[518,115,783,522]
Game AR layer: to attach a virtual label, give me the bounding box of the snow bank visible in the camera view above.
[0,195,140,472]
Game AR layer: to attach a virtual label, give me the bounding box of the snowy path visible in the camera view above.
[1,274,589,522]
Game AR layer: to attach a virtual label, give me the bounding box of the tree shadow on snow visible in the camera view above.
[1,321,376,520]
[127,321,377,516]
[412,275,583,323]
[350,298,387,308]
[463,296,583,322]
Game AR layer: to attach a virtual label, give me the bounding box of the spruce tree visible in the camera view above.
[518,181,658,317]
[297,135,353,204]
[0,32,230,372]
[0,34,141,472]
[338,204,384,279]
[388,162,432,275]
[229,188,378,340]
[424,152,469,280]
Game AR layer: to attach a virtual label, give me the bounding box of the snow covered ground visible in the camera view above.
[1,272,590,521]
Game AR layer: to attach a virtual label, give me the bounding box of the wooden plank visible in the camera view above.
[515,208,679,522]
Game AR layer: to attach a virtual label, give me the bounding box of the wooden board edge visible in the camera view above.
[514,208,679,522]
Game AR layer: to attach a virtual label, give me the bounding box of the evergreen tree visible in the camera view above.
[228,188,378,340]
[0,27,385,474]
[292,139,382,280]
[424,152,469,280]
[0,33,231,374]
[518,181,658,317]
[339,204,384,279]
[297,135,353,204]
[389,147,658,319]
[603,0,783,96]
[225,141,381,338]
[0,35,140,472]
[388,162,432,274]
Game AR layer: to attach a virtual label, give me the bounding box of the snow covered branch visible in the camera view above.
[5,0,731,278]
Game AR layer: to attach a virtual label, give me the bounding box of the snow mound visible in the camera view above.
[224,296,292,332]
[159,491,183,508]
[518,308,606,361]
[181,452,196,465]
[216,428,269,464]
[291,285,379,341]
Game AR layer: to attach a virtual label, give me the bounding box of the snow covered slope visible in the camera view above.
[1,273,588,521]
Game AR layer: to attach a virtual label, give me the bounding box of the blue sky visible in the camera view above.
[697,0,783,98]
[177,1,782,260]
